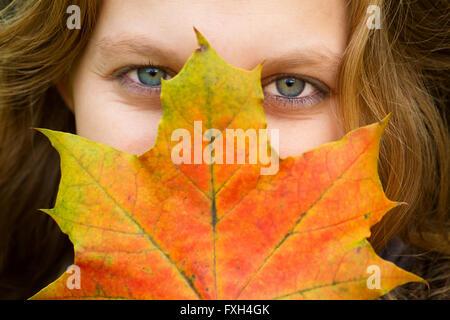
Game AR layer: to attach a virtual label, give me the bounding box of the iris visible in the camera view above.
[275,78,305,97]
[137,67,167,86]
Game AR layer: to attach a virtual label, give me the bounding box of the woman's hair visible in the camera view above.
[0,0,448,299]
[340,0,449,298]
[0,0,99,299]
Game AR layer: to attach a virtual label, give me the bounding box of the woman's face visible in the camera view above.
[64,0,348,157]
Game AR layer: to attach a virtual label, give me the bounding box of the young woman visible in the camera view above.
[0,0,448,299]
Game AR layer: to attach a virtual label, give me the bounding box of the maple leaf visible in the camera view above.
[30,28,424,300]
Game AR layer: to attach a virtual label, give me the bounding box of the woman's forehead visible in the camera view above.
[90,0,348,70]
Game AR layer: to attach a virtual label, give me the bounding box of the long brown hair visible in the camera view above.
[343,0,449,253]
[0,0,448,299]
[0,0,99,299]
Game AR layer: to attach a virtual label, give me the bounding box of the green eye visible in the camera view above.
[137,67,167,86]
[275,78,305,97]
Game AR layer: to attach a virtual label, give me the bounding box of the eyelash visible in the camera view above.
[114,65,329,112]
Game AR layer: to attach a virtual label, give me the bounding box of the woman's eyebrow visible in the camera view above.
[95,35,186,69]
[260,47,343,74]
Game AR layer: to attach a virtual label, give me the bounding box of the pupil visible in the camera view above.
[285,78,295,87]
[147,68,158,77]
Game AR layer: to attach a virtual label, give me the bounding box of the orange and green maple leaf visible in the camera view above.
[31,28,424,300]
